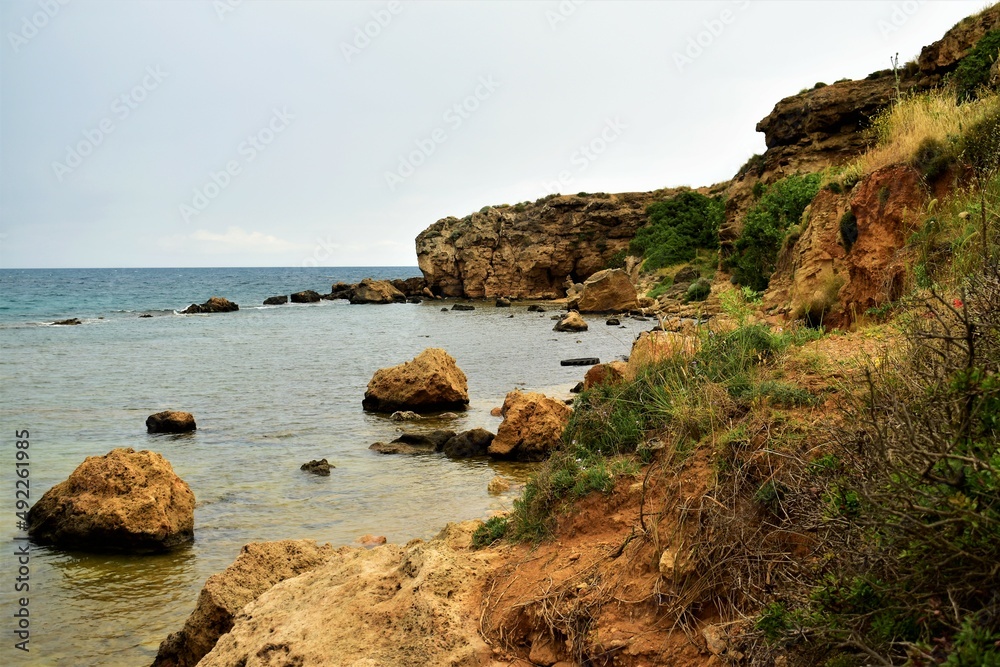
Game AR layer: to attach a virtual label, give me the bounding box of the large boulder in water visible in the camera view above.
[362,348,469,413]
[27,448,195,553]
[290,290,321,303]
[181,297,238,314]
[151,539,334,667]
[488,390,571,461]
[442,428,495,458]
[553,311,588,332]
[147,411,196,434]
[350,279,406,304]
[569,268,638,313]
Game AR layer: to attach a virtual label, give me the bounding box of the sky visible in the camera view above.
[0,0,990,268]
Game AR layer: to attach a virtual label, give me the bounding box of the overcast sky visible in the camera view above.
[0,0,988,268]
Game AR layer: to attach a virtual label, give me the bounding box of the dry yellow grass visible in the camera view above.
[846,90,1000,179]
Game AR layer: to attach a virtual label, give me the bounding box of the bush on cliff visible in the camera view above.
[728,173,822,291]
[954,29,1000,102]
[629,191,724,271]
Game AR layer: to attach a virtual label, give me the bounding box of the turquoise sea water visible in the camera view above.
[0,267,649,666]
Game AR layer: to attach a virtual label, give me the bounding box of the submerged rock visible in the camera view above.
[28,448,195,553]
[181,297,238,314]
[369,430,456,455]
[442,428,495,458]
[300,459,333,476]
[362,348,469,413]
[52,317,82,325]
[151,539,333,667]
[451,303,475,311]
[553,311,588,332]
[146,411,196,434]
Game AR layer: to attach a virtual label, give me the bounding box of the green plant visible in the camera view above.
[684,278,711,303]
[471,515,509,548]
[729,173,822,291]
[738,153,767,180]
[630,191,725,271]
[604,249,627,270]
[954,30,1000,102]
[752,181,766,198]
[910,135,958,181]
[577,191,589,197]
[839,210,858,252]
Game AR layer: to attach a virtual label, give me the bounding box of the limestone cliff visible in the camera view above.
[416,192,673,298]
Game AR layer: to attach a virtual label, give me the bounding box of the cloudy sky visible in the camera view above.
[0,0,987,268]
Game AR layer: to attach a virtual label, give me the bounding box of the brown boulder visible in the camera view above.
[181,297,238,314]
[570,268,638,313]
[28,448,195,553]
[146,411,196,434]
[350,278,406,304]
[442,428,495,458]
[151,539,333,667]
[583,361,627,390]
[553,311,588,332]
[290,290,321,303]
[262,295,288,305]
[362,348,469,413]
[488,391,572,461]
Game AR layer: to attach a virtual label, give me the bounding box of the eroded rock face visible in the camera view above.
[839,164,926,320]
[584,361,627,390]
[196,522,496,667]
[488,391,572,461]
[350,278,406,304]
[146,411,196,434]
[416,192,671,299]
[151,540,334,667]
[570,268,638,313]
[28,448,195,553]
[181,297,238,314]
[363,349,469,414]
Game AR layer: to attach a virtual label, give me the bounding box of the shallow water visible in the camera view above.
[0,267,649,666]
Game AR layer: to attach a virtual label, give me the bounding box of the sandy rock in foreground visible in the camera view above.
[28,448,194,553]
[152,540,334,667]
[363,348,469,413]
[197,521,496,667]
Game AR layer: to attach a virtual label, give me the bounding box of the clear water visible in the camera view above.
[0,267,649,666]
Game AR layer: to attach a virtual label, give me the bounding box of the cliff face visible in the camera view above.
[416,191,671,298]
[720,4,1000,252]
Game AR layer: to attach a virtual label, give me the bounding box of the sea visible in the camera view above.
[0,267,651,667]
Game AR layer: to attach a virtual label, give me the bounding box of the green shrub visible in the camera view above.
[729,173,822,291]
[604,249,627,270]
[752,181,767,198]
[630,191,725,271]
[471,515,508,548]
[738,153,766,180]
[954,30,1000,102]
[911,135,958,181]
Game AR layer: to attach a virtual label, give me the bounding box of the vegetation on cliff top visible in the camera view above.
[629,191,724,271]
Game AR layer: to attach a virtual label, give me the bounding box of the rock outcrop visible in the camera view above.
[181,297,238,314]
[263,295,288,305]
[195,522,496,667]
[369,429,457,455]
[416,192,672,298]
[151,540,334,667]
[362,348,469,413]
[146,411,196,434]
[300,459,334,476]
[584,361,627,390]
[28,448,195,553]
[350,278,406,304]
[569,268,639,313]
[488,390,572,461]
